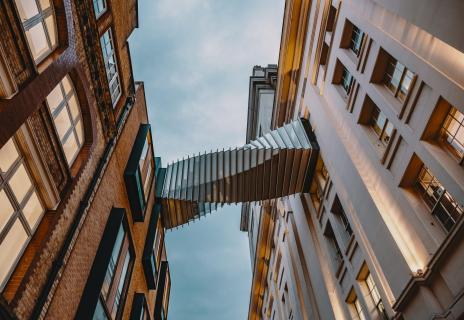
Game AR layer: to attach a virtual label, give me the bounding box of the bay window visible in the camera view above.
[76,208,135,320]
[124,125,155,222]
[142,204,164,289]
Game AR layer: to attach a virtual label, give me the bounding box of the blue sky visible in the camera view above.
[130,0,284,318]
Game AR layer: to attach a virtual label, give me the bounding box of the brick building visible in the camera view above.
[244,0,464,319]
[0,0,170,319]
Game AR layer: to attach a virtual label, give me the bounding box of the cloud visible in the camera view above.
[130,0,284,318]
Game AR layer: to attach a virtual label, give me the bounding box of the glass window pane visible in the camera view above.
[62,134,79,164]
[68,94,80,122]
[22,191,43,230]
[39,0,51,10]
[76,120,84,145]
[62,76,73,95]
[9,164,32,204]
[45,15,57,48]
[0,139,19,173]
[0,218,28,287]
[92,298,109,320]
[25,22,50,61]
[15,0,39,21]
[0,190,15,233]
[54,106,72,140]
[46,84,64,114]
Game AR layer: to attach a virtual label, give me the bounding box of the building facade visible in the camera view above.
[0,0,170,319]
[245,0,464,319]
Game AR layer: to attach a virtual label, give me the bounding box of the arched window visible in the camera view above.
[0,138,44,290]
[14,0,58,63]
[46,75,84,166]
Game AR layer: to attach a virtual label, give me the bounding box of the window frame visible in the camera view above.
[75,208,135,320]
[341,66,354,96]
[124,124,155,222]
[370,104,394,147]
[383,55,415,102]
[13,0,58,64]
[130,293,151,320]
[100,28,122,107]
[439,105,464,165]
[0,137,45,290]
[93,0,108,19]
[415,164,463,232]
[142,204,164,290]
[45,75,85,167]
[349,24,364,56]
[154,261,171,320]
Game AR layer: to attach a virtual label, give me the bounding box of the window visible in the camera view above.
[93,0,107,18]
[324,222,343,271]
[139,132,154,199]
[352,297,367,320]
[14,0,58,63]
[97,224,132,319]
[0,138,44,290]
[332,196,353,238]
[142,204,164,289]
[364,272,387,319]
[350,25,364,56]
[439,105,464,164]
[384,56,414,102]
[341,66,354,95]
[370,105,394,147]
[310,155,329,213]
[100,29,122,106]
[154,261,171,320]
[130,293,150,320]
[124,125,155,222]
[46,75,84,166]
[415,165,463,232]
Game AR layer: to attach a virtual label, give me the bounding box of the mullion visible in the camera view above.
[395,65,407,97]
[22,7,52,30]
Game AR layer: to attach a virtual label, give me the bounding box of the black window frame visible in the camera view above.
[154,261,170,320]
[124,124,155,222]
[76,207,135,320]
[130,293,151,320]
[142,203,163,290]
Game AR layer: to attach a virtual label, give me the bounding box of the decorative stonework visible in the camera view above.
[26,106,70,194]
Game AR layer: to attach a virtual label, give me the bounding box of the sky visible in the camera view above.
[129,1,284,318]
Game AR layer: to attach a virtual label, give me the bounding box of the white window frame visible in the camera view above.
[100,29,122,107]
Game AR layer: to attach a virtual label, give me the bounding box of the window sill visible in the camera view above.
[421,140,464,189]
[360,125,387,159]
[371,84,403,117]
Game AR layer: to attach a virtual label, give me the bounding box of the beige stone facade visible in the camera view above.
[245,1,464,319]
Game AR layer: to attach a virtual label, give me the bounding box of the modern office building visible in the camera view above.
[0,0,170,319]
[244,0,464,319]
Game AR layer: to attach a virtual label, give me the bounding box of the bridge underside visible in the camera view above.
[156,118,319,229]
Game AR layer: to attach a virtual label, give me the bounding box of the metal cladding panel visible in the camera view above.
[193,154,206,201]
[187,157,195,201]
[158,119,319,229]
